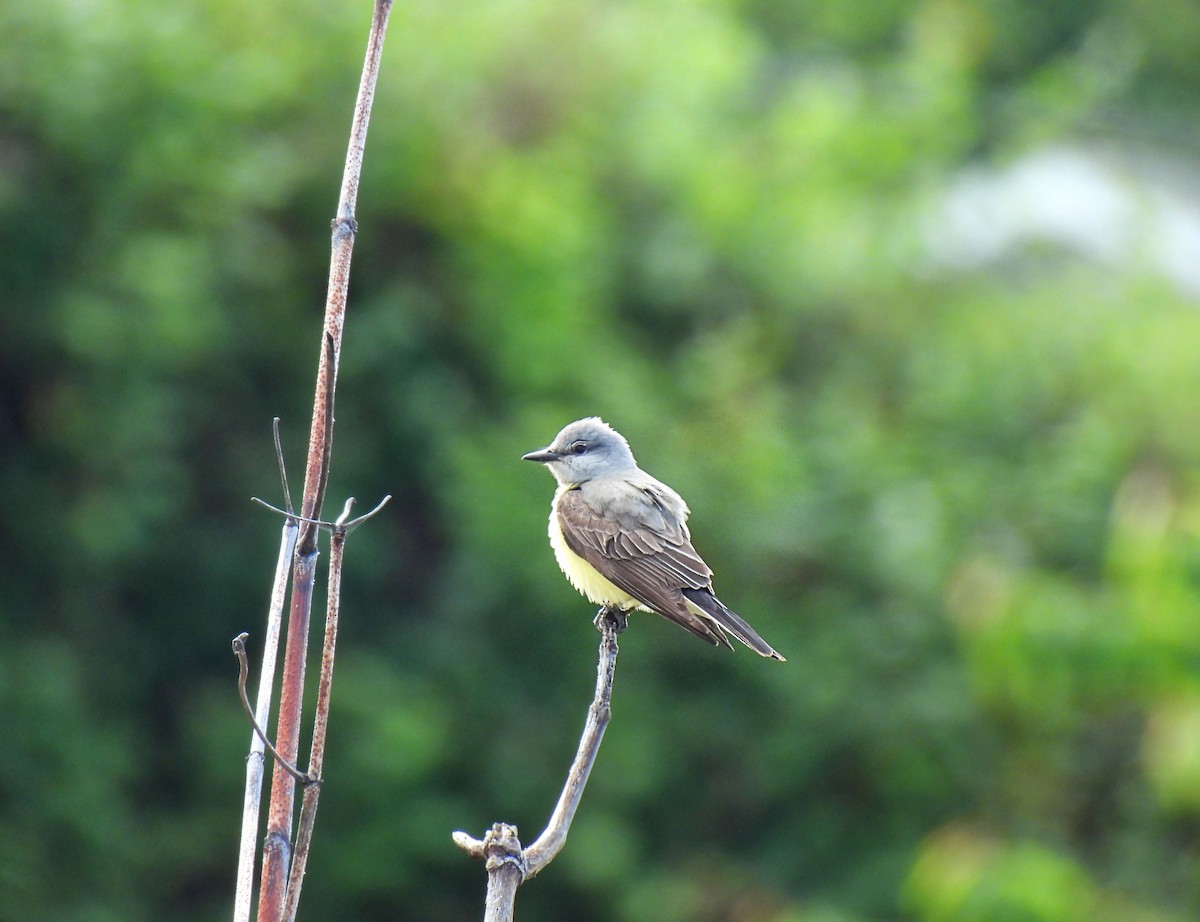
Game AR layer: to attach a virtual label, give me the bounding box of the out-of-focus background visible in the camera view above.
[4,0,1200,919]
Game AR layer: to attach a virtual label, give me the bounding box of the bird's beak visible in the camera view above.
[522,447,558,463]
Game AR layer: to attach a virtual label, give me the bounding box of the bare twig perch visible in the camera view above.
[454,608,625,921]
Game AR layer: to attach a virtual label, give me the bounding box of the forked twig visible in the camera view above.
[454,610,624,920]
[251,494,392,534]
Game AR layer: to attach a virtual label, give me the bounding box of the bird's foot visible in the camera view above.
[594,606,628,635]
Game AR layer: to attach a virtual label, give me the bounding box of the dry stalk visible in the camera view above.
[454,610,624,921]
[232,510,298,922]
[239,3,395,921]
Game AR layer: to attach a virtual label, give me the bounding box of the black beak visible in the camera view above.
[522,447,558,463]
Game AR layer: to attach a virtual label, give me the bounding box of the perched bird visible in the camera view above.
[522,418,784,660]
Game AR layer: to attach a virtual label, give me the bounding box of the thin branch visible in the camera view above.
[455,610,624,919]
[282,510,350,922]
[272,417,294,516]
[250,497,329,526]
[233,513,298,922]
[334,496,356,526]
[524,609,622,874]
[337,494,392,532]
[232,633,308,783]
[251,493,392,534]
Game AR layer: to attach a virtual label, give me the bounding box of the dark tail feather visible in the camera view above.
[681,589,786,661]
[661,604,735,651]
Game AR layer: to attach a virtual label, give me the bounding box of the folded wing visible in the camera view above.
[556,481,783,659]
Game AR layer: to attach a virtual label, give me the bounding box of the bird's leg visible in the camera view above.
[593,606,628,635]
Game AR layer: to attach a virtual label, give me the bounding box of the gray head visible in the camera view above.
[522,417,639,485]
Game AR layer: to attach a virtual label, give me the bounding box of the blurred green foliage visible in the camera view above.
[3,0,1200,919]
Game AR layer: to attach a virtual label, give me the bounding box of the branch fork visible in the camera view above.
[454,610,624,920]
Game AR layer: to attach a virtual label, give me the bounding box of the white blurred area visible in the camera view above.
[925,146,1200,299]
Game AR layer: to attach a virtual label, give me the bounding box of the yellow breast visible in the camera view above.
[548,488,638,609]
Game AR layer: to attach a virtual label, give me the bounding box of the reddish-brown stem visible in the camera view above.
[282,502,351,922]
[233,516,298,922]
[253,3,393,919]
[257,550,317,922]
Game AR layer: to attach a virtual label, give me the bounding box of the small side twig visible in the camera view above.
[272,417,294,515]
[251,494,392,534]
[455,609,624,920]
[232,634,307,783]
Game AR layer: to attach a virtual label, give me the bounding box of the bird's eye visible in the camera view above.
[569,441,588,454]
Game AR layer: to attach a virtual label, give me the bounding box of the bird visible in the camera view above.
[522,417,784,660]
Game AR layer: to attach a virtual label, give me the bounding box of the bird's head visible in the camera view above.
[522,417,638,485]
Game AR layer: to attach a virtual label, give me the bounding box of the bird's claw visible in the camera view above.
[594,607,628,635]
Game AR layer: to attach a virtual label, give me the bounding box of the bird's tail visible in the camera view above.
[682,588,786,661]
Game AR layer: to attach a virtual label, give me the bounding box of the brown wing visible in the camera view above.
[556,484,733,648]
